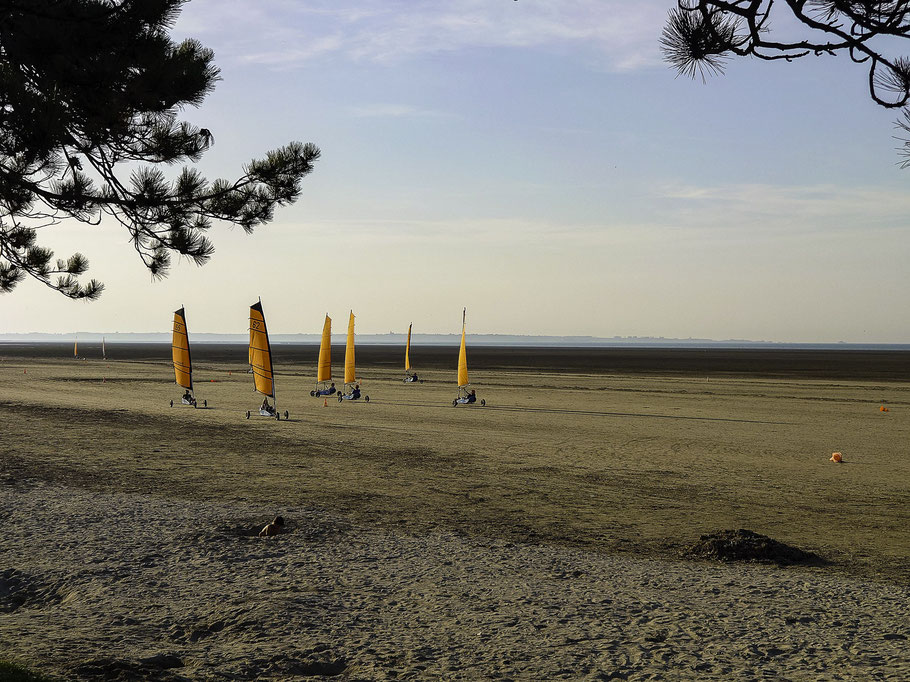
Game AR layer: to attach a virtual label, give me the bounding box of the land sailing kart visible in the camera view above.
[246,402,289,421]
[338,383,370,403]
[453,386,484,407]
[310,381,337,397]
[170,393,207,408]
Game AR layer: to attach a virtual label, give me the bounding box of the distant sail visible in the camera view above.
[458,309,469,388]
[102,336,106,360]
[405,323,412,371]
[172,308,193,391]
[344,311,356,385]
[249,301,275,398]
[317,315,332,382]
[74,339,78,358]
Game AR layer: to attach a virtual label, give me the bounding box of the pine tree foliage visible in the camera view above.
[0,0,320,299]
[662,1,910,164]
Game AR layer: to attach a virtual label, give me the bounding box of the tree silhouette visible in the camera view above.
[662,1,910,164]
[0,0,320,299]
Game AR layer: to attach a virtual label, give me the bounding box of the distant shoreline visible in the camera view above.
[4,342,910,381]
[1,334,909,351]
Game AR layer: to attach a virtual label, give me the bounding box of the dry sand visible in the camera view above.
[1,348,909,680]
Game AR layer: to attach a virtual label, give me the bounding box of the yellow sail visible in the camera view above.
[172,307,193,390]
[73,339,77,357]
[317,315,332,382]
[458,309,469,387]
[405,323,412,371]
[249,300,275,398]
[344,311,356,384]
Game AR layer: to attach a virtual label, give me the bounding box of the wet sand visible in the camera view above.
[1,346,908,680]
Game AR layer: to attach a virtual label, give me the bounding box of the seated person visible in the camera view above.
[260,397,274,413]
[407,372,418,382]
[350,386,361,400]
[258,515,285,537]
[466,389,477,403]
[316,382,336,396]
[183,390,194,404]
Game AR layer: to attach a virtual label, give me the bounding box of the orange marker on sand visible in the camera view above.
[830,452,843,463]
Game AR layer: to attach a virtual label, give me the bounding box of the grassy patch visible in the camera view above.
[0,659,55,682]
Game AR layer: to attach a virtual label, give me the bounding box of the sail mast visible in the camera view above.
[172,306,193,393]
[457,308,469,388]
[249,298,276,408]
[317,314,332,383]
[344,311,356,385]
[405,323,412,371]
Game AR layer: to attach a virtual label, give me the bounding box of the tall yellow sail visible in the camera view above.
[344,311,356,384]
[458,309,469,388]
[405,323,412,371]
[317,315,332,382]
[73,339,78,357]
[172,307,193,390]
[249,300,275,398]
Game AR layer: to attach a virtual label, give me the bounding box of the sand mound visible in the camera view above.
[686,529,826,566]
[0,568,63,612]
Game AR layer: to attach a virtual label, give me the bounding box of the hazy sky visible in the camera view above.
[5,0,910,341]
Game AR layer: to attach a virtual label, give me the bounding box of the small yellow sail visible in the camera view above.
[405,323,412,371]
[317,315,332,382]
[249,300,275,398]
[458,309,469,388]
[344,311,356,385]
[73,339,78,357]
[172,307,193,390]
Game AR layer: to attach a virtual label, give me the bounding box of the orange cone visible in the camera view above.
[880,405,889,412]
[830,452,843,463]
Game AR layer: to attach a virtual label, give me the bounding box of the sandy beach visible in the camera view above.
[1,346,909,680]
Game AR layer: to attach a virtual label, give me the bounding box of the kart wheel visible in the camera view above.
[365,396,370,402]
[246,411,250,419]
[203,400,207,408]
[452,400,457,407]
[481,399,486,406]
[276,413,280,421]
[310,391,315,397]
[284,410,289,420]
[338,396,343,403]
[193,403,197,409]
[170,400,173,407]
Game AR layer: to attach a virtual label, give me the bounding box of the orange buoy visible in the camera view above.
[880,405,889,412]
[830,452,843,463]
[324,398,328,407]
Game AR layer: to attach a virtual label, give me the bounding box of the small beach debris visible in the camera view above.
[880,405,889,412]
[685,529,825,566]
[830,452,843,463]
[259,516,285,537]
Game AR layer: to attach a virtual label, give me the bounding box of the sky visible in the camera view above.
[4,0,910,342]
